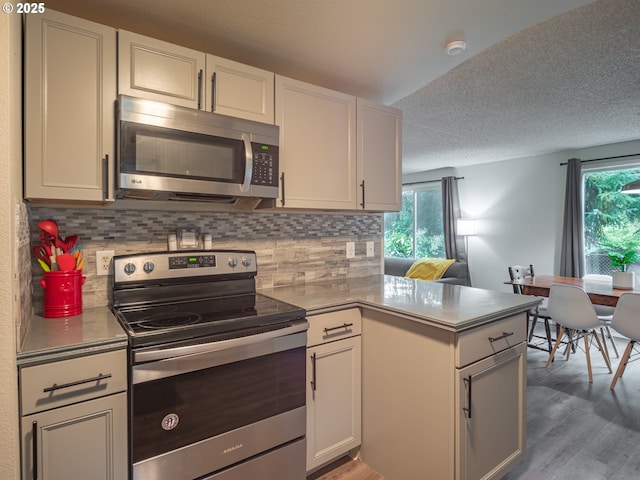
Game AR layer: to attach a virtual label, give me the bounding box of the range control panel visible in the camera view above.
[169,254,217,269]
[113,250,257,283]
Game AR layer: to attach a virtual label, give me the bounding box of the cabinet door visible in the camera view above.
[306,336,362,472]
[356,99,402,211]
[206,55,274,123]
[21,392,127,480]
[24,10,116,202]
[118,30,206,109]
[456,343,526,480]
[275,75,357,210]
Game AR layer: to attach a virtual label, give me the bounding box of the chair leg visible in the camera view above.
[583,331,593,383]
[606,326,619,358]
[564,329,574,361]
[618,341,634,379]
[592,329,612,373]
[600,328,611,363]
[546,327,565,368]
[528,315,539,342]
[611,341,634,389]
[544,319,553,353]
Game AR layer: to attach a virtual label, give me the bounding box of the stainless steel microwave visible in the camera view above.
[117,95,279,202]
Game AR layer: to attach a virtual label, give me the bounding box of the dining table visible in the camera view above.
[505,274,640,307]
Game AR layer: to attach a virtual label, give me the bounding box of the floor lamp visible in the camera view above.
[457,218,477,286]
[456,218,477,253]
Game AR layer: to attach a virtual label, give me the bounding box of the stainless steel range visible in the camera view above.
[111,250,308,480]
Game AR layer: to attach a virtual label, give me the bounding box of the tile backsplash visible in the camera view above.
[29,207,383,312]
[15,202,32,347]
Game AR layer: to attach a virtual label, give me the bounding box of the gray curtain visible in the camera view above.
[559,158,585,277]
[442,176,466,263]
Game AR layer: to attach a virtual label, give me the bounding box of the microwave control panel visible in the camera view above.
[251,144,278,187]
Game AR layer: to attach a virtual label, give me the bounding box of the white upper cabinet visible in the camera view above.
[275,75,358,210]
[357,99,402,211]
[118,31,275,123]
[118,30,206,110]
[206,55,275,123]
[24,10,117,202]
[275,76,402,211]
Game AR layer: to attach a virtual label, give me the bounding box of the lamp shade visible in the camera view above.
[457,218,477,236]
[621,179,640,194]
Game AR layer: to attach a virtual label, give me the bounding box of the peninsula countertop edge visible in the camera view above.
[260,274,541,332]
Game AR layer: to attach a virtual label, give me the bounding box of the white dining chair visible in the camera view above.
[545,284,612,383]
[582,274,619,359]
[609,292,640,389]
[508,264,553,352]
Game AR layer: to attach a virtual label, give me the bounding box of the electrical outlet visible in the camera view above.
[366,241,375,257]
[346,242,355,259]
[96,250,114,276]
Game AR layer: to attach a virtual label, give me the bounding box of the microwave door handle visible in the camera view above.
[241,133,253,192]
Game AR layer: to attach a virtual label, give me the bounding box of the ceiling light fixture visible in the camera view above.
[445,40,467,56]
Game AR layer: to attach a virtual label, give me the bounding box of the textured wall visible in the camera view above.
[2,12,22,480]
[29,207,383,313]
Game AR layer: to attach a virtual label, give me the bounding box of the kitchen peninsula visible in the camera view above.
[17,274,538,480]
[262,275,540,480]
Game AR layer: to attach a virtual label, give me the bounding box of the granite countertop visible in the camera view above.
[260,275,540,332]
[17,306,127,366]
[18,275,539,365]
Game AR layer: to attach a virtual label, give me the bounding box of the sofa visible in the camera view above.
[384,257,469,286]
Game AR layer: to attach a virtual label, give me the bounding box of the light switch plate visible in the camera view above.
[346,242,355,259]
[366,241,374,257]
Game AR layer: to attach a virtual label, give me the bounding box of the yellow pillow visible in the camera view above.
[405,258,455,281]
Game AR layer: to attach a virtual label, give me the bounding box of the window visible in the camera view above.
[384,186,445,258]
[583,166,640,274]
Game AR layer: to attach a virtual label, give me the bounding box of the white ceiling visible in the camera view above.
[47,0,640,173]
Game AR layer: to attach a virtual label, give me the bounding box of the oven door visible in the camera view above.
[130,321,308,480]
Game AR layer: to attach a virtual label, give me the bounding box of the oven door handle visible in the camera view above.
[133,320,308,382]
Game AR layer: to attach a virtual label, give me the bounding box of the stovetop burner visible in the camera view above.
[111,250,306,348]
[116,292,303,347]
[135,311,204,330]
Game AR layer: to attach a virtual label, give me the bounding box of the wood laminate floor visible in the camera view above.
[503,333,640,480]
[308,456,384,480]
[313,331,640,480]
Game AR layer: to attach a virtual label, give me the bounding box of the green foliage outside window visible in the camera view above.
[384,188,445,258]
[583,168,640,273]
[599,223,640,271]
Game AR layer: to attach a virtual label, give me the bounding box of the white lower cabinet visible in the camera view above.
[360,308,527,480]
[306,309,362,473]
[21,393,127,480]
[456,343,526,480]
[19,349,128,480]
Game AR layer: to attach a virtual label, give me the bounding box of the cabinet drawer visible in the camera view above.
[307,308,361,346]
[455,313,527,368]
[20,349,127,415]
